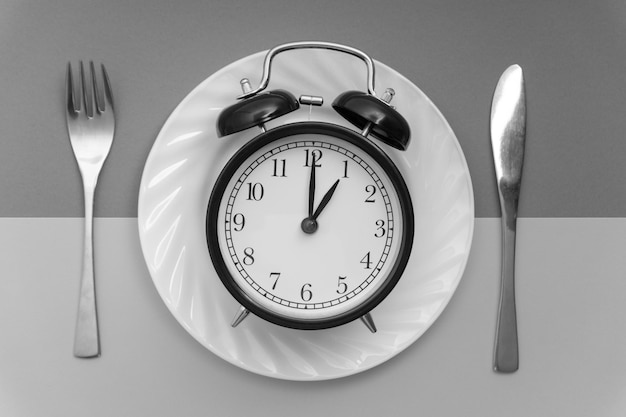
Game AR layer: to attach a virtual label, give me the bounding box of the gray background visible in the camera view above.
[1,0,625,218]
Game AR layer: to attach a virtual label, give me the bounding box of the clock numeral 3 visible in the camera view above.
[374,219,386,237]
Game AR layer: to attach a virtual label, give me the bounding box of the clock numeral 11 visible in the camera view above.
[271,159,287,177]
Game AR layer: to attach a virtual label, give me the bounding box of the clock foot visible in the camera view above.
[360,313,377,333]
[231,306,250,327]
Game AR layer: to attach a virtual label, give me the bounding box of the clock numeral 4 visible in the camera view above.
[360,252,373,269]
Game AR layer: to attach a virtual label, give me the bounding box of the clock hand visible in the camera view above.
[311,179,340,220]
[308,157,316,218]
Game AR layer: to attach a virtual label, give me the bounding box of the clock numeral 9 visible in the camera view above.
[301,283,313,302]
[246,182,264,201]
[232,213,245,231]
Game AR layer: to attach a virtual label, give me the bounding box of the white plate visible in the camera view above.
[138,47,474,381]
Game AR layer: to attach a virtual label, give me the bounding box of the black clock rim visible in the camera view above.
[206,122,414,330]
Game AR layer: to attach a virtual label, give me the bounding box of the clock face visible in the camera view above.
[207,122,413,329]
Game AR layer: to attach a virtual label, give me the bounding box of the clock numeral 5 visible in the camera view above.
[337,276,348,294]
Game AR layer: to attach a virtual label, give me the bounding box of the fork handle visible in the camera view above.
[73,185,100,358]
[493,197,519,372]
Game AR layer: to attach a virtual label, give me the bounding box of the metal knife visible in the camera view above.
[490,64,526,373]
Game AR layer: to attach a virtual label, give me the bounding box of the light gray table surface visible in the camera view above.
[1,1,626,416]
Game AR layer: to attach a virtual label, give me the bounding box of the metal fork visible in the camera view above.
[65,61,115,358]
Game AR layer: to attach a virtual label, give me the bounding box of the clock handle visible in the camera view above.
[237,41,378,100]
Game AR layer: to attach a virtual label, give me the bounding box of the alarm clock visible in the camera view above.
[206,41,414,332]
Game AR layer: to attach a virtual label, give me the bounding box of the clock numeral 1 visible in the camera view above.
[360,252,372,269]
[342,160,349,178]
[337,276,348,294]
[271,159,287,177]
[300,283,313,302]
[270,272,281,290]
[246,182,264,201]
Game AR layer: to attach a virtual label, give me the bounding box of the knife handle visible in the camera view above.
[494,205,519,373]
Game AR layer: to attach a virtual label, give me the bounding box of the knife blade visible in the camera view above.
[490,64,526,373]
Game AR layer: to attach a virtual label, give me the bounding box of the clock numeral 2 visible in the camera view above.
[364,185,376,203]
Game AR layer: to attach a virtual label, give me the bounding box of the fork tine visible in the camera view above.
[66,62,79,114]
[101,63,114,112]
[90,61,105,113]
[80,61,94,118]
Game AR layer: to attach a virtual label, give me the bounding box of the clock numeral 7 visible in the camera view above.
[269,272,281,290]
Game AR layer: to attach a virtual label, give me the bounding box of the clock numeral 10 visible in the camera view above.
[246,182,264,201]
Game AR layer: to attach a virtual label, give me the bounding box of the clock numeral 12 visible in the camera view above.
[304,149,323,167]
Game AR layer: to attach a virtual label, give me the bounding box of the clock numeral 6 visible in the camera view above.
[301,283,313,302]
[246,182,264,201]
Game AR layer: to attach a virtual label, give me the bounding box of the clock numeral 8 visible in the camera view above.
[242,247,255,265]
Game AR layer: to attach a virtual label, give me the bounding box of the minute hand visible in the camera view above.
[311,179,340,220]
